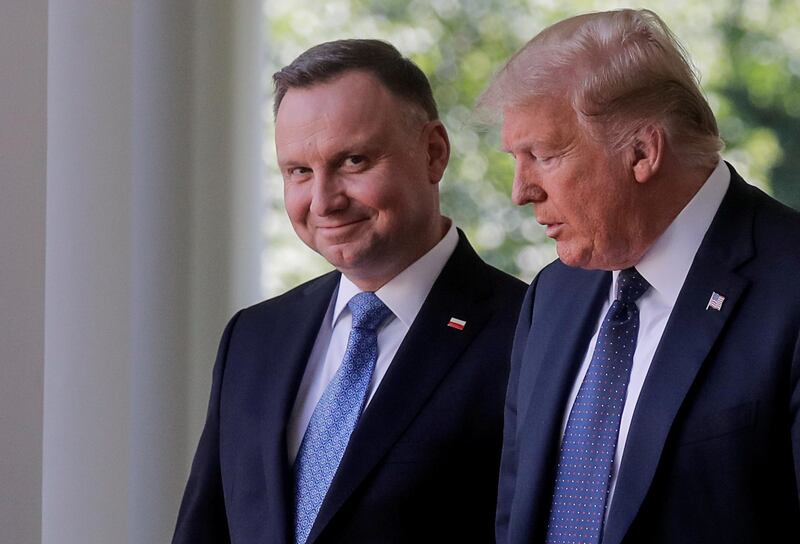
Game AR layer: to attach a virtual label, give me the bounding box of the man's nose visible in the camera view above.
[511,163,546,206]
[309,173,348,216]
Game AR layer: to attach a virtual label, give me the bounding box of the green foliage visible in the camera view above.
[713,0,800,208]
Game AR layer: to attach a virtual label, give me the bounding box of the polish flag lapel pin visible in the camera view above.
[447,317,466,330]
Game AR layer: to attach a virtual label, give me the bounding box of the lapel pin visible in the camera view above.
[447,317,466,330]
[706,291,726,311]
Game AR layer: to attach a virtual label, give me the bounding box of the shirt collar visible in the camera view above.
[614,160,730,306]
[332,220,459,328]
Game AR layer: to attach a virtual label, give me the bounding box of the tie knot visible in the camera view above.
[616,267,649,304]
[348,292,392,330]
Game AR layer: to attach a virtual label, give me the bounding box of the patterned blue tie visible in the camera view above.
[545,268,649,544]
[293,292,393,544]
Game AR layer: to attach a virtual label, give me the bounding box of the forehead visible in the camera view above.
[274,71,425,164]
[500,95,580,151]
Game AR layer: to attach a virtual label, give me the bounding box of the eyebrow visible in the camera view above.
[499,138,538,154]
[501,132,570,155]
[277,159,303,170]
[277,140,379,170]
[498,139,513,153]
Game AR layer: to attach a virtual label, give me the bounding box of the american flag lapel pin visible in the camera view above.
[706,291,726,311]
[447,317,466,330]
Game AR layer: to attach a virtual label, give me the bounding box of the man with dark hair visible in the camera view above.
[174,39,526,543]
[272,39,439,122]
[481,9,800,544]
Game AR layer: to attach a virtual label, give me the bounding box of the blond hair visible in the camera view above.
[479,9,723,168]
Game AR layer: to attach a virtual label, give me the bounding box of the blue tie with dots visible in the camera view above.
[293,292,393,544]
[545,267,650,544]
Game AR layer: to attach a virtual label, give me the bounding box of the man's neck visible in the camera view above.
[345,216,451,292]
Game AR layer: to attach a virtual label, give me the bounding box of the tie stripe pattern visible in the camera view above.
[293,292,392,544]
[545,268,649,544]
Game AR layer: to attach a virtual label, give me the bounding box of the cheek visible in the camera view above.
[348,176,395,211]
[391,185,429,224]
[575,190,623,248]
[574,202,611,244]
[283,186,310,226]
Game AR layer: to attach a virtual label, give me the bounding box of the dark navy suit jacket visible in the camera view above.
[174,232,526,543]
[497,165,800,544]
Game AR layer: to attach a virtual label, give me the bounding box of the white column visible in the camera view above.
[129,2,193,542]
[230,0,265,313]
[43,1,263,542]
[0,2,48,542]
[44,1,134,541]
[185,0,264,459]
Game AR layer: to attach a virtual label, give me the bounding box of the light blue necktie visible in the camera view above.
[546,268,649,544]
[293,292,392,544]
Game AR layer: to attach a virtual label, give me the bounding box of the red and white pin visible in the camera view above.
[447,317,466,330]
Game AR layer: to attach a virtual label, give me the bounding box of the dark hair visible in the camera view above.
[273,39,438,121]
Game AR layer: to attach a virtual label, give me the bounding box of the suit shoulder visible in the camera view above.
[480,261,528,298]
[749,186,800,250]
[453,258,526,325]
[535,258,599,287]
[734,185,800,290]
[521,259,608,313]
[237,270,339,322]
[447,233,527,305]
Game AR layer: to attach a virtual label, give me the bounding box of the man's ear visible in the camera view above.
[631,124,664,183]
[425,120,450,184]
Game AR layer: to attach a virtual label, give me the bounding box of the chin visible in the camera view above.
[557,240,626,271]
[321,245,371,273]
[556,244,591,269]
[314,244,349,268]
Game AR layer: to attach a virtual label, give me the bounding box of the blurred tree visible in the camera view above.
[714,0,800,209]
[261,0,800,295]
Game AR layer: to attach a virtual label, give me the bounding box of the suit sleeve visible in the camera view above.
[496,276,538,544]
[172,311,242,544]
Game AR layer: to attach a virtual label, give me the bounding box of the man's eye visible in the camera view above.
[289,166,311,176]
[343,155,366,167]
[536,154,558,166]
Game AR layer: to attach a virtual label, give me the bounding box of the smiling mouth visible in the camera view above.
[316,218,368,231]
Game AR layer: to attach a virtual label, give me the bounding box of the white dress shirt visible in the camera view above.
[286,221,459,463]
[560,160,731,515]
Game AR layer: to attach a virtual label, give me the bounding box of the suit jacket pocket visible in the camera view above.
[677,401,757,446]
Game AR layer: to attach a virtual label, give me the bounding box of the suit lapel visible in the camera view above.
[306,234,495,543]
[604,166,756,544]
[256,272,340,542]
[511,266,610,542]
